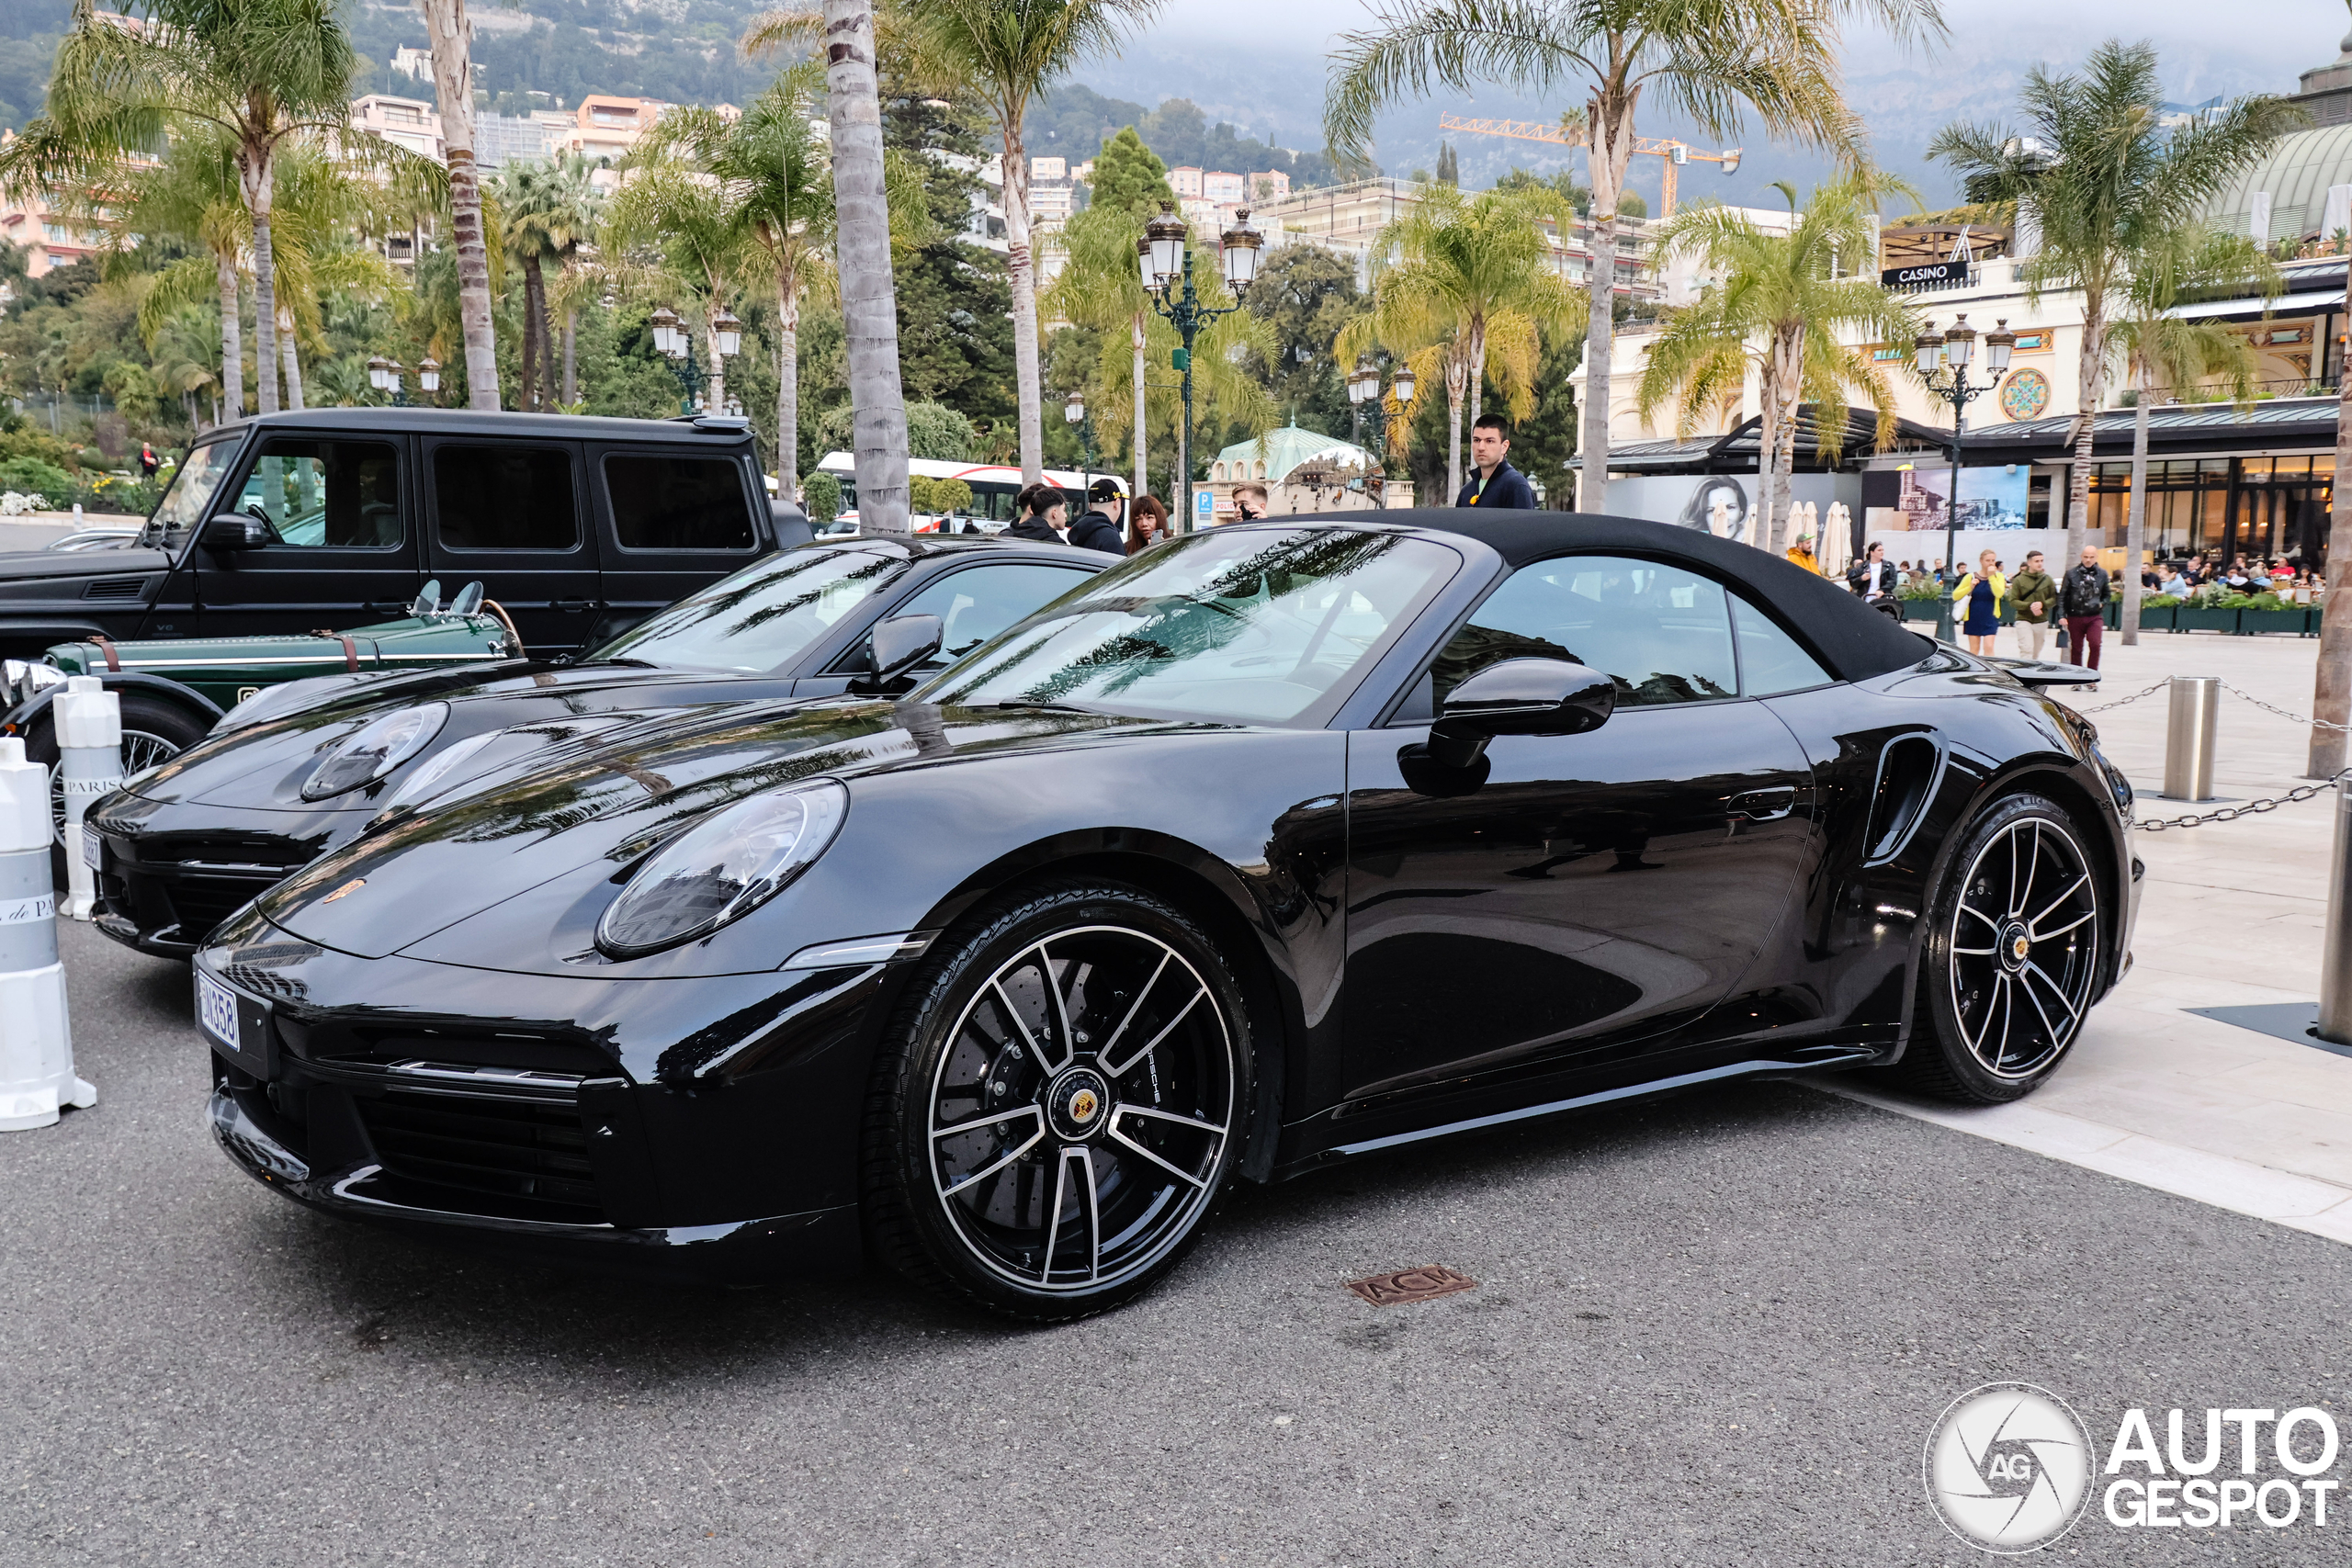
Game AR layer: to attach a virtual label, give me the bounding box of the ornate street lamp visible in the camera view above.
[1141,201,1258,531]
[1344,354,1411,506]
[1064,389,1098,495]
[1916,313,2019,641]
[416,356,441,400]
[368,355,410,406]
[650,305,738,413]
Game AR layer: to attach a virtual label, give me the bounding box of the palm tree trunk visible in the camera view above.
[242,147,280,416]
[560,308,577,406]
[215,253,243,421]
[519,254,544,411]
[1763,333,1802,553]
[538,271,558,410]
[2122,376,2151,645]
[2065,298,2105,564]
[1579,96,1636,513]
[704,313,727,414]
[1130,312,1148,502]
[1444,354,1466,502]
[278,310,304,412]
[2312,358,2352,776]
[775,282,800,501]
[1002,142,1044,486]
[422,0,501,411]
[823,0,910,536]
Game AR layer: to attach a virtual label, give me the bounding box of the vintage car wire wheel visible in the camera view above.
[868,883,1248,1319]
[1913,794,2101,1100]
[50,729,181,843]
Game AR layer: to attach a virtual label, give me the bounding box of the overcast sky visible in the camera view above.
[1090,0,2352,203]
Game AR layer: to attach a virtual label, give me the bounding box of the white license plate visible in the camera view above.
[197,972,240,1049]
[82,829,102,872]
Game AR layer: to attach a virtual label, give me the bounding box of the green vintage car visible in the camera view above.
[2,579,514,873]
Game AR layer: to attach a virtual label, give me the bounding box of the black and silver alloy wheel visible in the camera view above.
[868,884,1247,1320]
[1910,793,2101,1102]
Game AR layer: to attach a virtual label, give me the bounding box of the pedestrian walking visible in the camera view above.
[1950,549,2007,658]
[1003,482,1069,545]
[2009,548,2055,660]
[1067,479,1125,556]
[2061,544,2110,679]
[1128,494,1170,553]
[138,442,159,480]
[1847,541,1896,605]
[1454,414,1536,508]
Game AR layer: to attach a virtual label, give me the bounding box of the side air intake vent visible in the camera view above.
[82,577,148,600]
[1863,733,1943,865]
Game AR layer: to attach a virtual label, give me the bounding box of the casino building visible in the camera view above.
[1596,16,2352,570]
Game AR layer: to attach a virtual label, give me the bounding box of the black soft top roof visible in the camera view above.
[1374,509,1930,684]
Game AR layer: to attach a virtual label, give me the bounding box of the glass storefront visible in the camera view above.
[2085,457,2333,564]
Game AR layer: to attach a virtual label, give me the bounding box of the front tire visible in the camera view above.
[864,880,1250,1322]
[1902,793,2102,1103]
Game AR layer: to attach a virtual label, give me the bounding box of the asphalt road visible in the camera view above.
[4,919,2348,1567]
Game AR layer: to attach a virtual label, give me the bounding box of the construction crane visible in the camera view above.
[1435,112,1740,219]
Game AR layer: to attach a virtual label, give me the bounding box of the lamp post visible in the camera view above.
[1140,201,1260,532]
[1064,389,1097,493]
[650,305,741,414]
[1345,355,1416,507]
[1915,313,2017,641]
[367,355,408,407]
[416,356,440,405]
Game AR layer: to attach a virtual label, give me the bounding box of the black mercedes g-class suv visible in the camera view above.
[0,407,801,664]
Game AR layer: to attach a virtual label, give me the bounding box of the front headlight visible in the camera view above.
[300,703,448,801]
[4,659,64,710]
[597,781,849,957]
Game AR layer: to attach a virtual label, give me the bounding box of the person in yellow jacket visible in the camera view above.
[1785,536,1819,574]
[1951,548,2007,656]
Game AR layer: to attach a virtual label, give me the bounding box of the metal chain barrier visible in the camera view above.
[2070,679,2173,716]
[2218,682,2352,734]
[2135,771,2350,832]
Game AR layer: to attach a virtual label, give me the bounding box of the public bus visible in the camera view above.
[810,454,1127,535]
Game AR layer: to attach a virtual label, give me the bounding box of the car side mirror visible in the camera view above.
[203,515,270,552]
[864,614,944,686]
[1428,657,1614,768]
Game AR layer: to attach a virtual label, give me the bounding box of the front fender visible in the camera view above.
[2,669,223,739]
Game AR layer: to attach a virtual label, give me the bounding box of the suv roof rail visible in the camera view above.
[671,413,753,434]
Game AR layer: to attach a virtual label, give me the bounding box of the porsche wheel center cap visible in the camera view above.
[1999,920,2032,972]
[1046,1067,1112,1141]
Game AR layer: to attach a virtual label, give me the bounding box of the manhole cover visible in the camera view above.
[1343,1265,1477,1305]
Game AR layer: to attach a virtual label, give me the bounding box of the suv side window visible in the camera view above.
[1431,554,1737,707]
[232,439,401,547]
[831,561,1096,672]
[435,446,579,550]
[605,454,757,550]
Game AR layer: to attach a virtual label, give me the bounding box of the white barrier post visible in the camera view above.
[0,736,93,1131]
[55,675,121,922]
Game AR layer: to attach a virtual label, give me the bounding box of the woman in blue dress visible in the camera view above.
[1950,548,2007,656]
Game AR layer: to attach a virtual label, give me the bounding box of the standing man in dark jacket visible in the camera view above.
[1066,479,1125,555]
[2061,545,2111,677]
[1455,413,1538,508]
[1003,483,1069,545]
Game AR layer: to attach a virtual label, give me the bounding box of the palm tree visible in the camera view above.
[417,0,500,410]
[104,125,249,419]
[1324,0,1944,513]
[606,114,754,415]
[1928,40,2301,572]
[2107,226,2275,644]
[1044,199,1160,503]
[1340,182,1585,500]
[900,0,1162,487]
[492,160,599,411]
[1636,174,1917,551]
[8,0,364,417]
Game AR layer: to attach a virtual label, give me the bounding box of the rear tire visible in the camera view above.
[24,694,209,889]
[1898,792,2102,1103]
[863,879,1250,1323]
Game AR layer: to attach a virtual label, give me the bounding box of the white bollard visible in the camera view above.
[0,736,94,1131]
[55,675,121,922]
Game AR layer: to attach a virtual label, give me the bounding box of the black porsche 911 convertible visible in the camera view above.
[85,534,1109,957]
[186,512,2138,1321]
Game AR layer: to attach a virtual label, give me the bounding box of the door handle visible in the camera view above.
[1726,785,1798,822]
[552,598,598,613]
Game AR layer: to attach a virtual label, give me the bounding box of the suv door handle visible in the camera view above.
[552,598,598,612]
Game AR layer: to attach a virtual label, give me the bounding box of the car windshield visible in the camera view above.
[591,545,914,672]
[919,526,1456,725]
[138,437,240,548]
